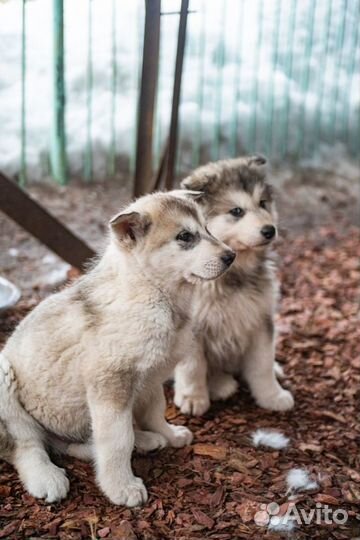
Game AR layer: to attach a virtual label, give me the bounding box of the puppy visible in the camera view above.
[174,156,294,416]
[0,191,234,506]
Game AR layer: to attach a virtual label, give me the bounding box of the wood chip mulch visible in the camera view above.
[0,225,359,540]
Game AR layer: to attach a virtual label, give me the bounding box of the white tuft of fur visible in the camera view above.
[286,468,318,493]
[252,429,289,450]
[268,514,296,533]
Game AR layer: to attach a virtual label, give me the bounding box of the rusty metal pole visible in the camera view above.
[133,0,161,198]
[164,0,189,190]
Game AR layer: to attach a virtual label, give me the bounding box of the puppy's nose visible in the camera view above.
[221,250,236,267]
[261,225,276,240]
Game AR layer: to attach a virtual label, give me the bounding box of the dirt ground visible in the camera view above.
[0,167,359,539]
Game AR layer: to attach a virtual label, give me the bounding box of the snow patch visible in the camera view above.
[0,0,358,180]
[252,429,289,450]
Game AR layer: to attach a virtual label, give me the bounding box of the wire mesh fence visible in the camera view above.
[0,0,359,184]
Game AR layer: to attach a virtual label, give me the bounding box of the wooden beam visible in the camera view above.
[164,0,189,190]
[133,0,161,197]
[0,172,95,270]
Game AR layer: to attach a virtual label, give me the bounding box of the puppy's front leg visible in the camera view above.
[243,324,294,411]
[136,384,193,448]
[174,340,210,416]
[88,388,147,507]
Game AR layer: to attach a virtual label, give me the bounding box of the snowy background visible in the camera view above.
[0,0,359,182]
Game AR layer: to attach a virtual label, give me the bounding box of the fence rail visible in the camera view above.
[0,0,359,184]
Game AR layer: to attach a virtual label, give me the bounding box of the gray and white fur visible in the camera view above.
[174,156,294,415]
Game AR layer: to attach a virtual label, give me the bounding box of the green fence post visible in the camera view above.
[130,1,145,176]
[19,0,27,186]
[230,0,244,158]
[330,0,347,145]
[212,1,226,160]
[344,6,359,153]
[297,0,317,156]
[266,0,281,158]
[108,0,117,178]
[313,0,333,151]
[51,0,67,184]
[84,0,93,181]
[280,0,297,159]
[249,0,264,153]
[153,7,163,171]
[192,0,206,167]
[348,17,360,156]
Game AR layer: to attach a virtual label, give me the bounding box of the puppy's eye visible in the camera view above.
[229,207,245,218]
[260,200,268,210]
[176,230,194,243]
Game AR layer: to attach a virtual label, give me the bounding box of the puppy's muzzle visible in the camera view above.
[221,250,236,268]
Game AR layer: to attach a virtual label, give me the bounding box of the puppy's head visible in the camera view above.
[181,155,277,253]
[109,191,235,285]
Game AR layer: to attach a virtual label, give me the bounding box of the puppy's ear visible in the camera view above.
[110,211,151,247]
[182,190,204,201]
[171,189,204,201]
[181,173,216,194]
[248,154,267,167]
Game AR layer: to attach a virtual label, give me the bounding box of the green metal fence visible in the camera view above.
[8,0,360,184]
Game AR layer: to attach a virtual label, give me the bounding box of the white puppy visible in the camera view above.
[0,191,234,506]
[174,156,294,416]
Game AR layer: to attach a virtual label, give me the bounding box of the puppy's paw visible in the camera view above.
[274,361,285,379]
[257,388,294,411]
[209,373,238,400]
[25,463,70,502]
[174,388,210,416]
[167,424,193,448]
[135,430,167,453]
[105,476,148,507]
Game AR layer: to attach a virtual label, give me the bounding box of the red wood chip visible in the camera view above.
[192,509,215,529]
[98,527,110,538]
[0,226,358,540]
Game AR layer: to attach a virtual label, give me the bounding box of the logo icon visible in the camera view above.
[254,502,280,526]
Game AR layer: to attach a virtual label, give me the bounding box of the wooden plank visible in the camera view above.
[164,0,189,190]
[0,172,95,270]
[133,0,161,197]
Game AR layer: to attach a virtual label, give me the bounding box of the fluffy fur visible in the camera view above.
[0,190,234,506]
[252,429,290,450]
[174,156,294,415]
[286,469,318,493]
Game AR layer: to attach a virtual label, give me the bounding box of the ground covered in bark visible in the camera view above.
[0,225,359,539]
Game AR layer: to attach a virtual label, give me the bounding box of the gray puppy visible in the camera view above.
[174,156,294,415]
